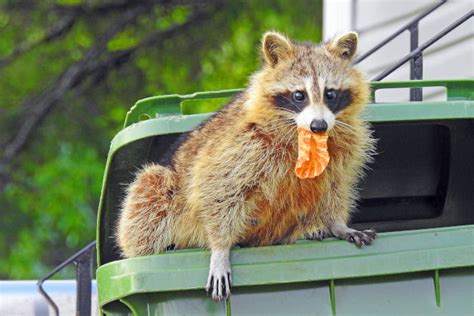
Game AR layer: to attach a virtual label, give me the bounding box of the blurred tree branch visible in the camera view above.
[0,0,178,69]
[0,14,77,70]
[0,4,150,189]
[0,1,218,191]
[0,0,159,70]
[52,0,148,14]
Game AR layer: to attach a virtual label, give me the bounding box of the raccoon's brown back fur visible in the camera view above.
[116,32,375,258]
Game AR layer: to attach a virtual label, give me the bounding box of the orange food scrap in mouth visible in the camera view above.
[294,128,330,179]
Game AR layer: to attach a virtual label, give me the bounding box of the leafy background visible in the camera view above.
[0,0,322,279]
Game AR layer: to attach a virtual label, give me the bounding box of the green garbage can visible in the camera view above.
[96,80,474,315]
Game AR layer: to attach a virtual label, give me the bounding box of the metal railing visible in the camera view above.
[354,0,446,63]
[354,0,450,100]
[356,0,473,101]
[37,241,96,316]
[371,10,473,81]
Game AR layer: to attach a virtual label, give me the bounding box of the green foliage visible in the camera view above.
[0,0,322,279]
[2,144,102,278]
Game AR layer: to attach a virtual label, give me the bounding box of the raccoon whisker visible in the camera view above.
[335,120,356,131]
[331,127,347,139]
[281,119,296,125]
[281,116,297,122]
[278,131,292,148]
[269,122,291,136]
[335,120,352,127]
[278,116,297,123]
[278,108,294,113]
[284,135,296,151]
[334,125,352,133]
[282,131,294,145]
[277,110,298,119]
[279,121,297,129]
[265,128,291,137]
[249,120,295,135]
[275,117,295,124]
[264,121,292,129]
[335,120,353,127]
[276,107,295,114]
[282,128,297,149]
[279,126,293,138]
[266,120,296,131]
[266,124,295,134]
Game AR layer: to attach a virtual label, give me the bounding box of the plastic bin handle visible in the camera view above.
[124,80,473,127]
[370,79,474,102]
[124,89,242,127]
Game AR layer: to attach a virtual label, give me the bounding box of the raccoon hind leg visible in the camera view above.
[116,163,178,257]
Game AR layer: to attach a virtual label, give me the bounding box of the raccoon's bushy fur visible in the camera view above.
[116,31,376,301]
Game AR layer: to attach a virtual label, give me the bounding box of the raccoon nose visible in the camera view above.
[310,119,328,133]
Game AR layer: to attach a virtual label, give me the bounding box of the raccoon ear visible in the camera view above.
[327,32,358,60]
[262,31,293,67]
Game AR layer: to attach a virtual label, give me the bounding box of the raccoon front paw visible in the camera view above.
[330,224,377,247]
[205,249,232,301]
[305,230,329,241]
[206,267,232,302]
[344,229,376,247]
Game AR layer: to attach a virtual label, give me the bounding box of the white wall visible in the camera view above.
[323,0,474,101]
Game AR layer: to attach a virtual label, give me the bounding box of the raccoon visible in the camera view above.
[116,31,376,301]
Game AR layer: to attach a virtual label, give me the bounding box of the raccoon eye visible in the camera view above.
[292,91,306,102]
[325,89,337,101]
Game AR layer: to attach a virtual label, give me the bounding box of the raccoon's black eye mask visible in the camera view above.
[324,88,352,114]
[273,88,352,114]
[274,91,308,113]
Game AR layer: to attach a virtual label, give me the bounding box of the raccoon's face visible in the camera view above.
[257,31,366,133]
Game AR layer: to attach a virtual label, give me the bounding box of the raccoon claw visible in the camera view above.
[330,224,376,247]
[305,230,329,241]
[206,271,231,301]
[206,249,232,302]
[345,229,376,247]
